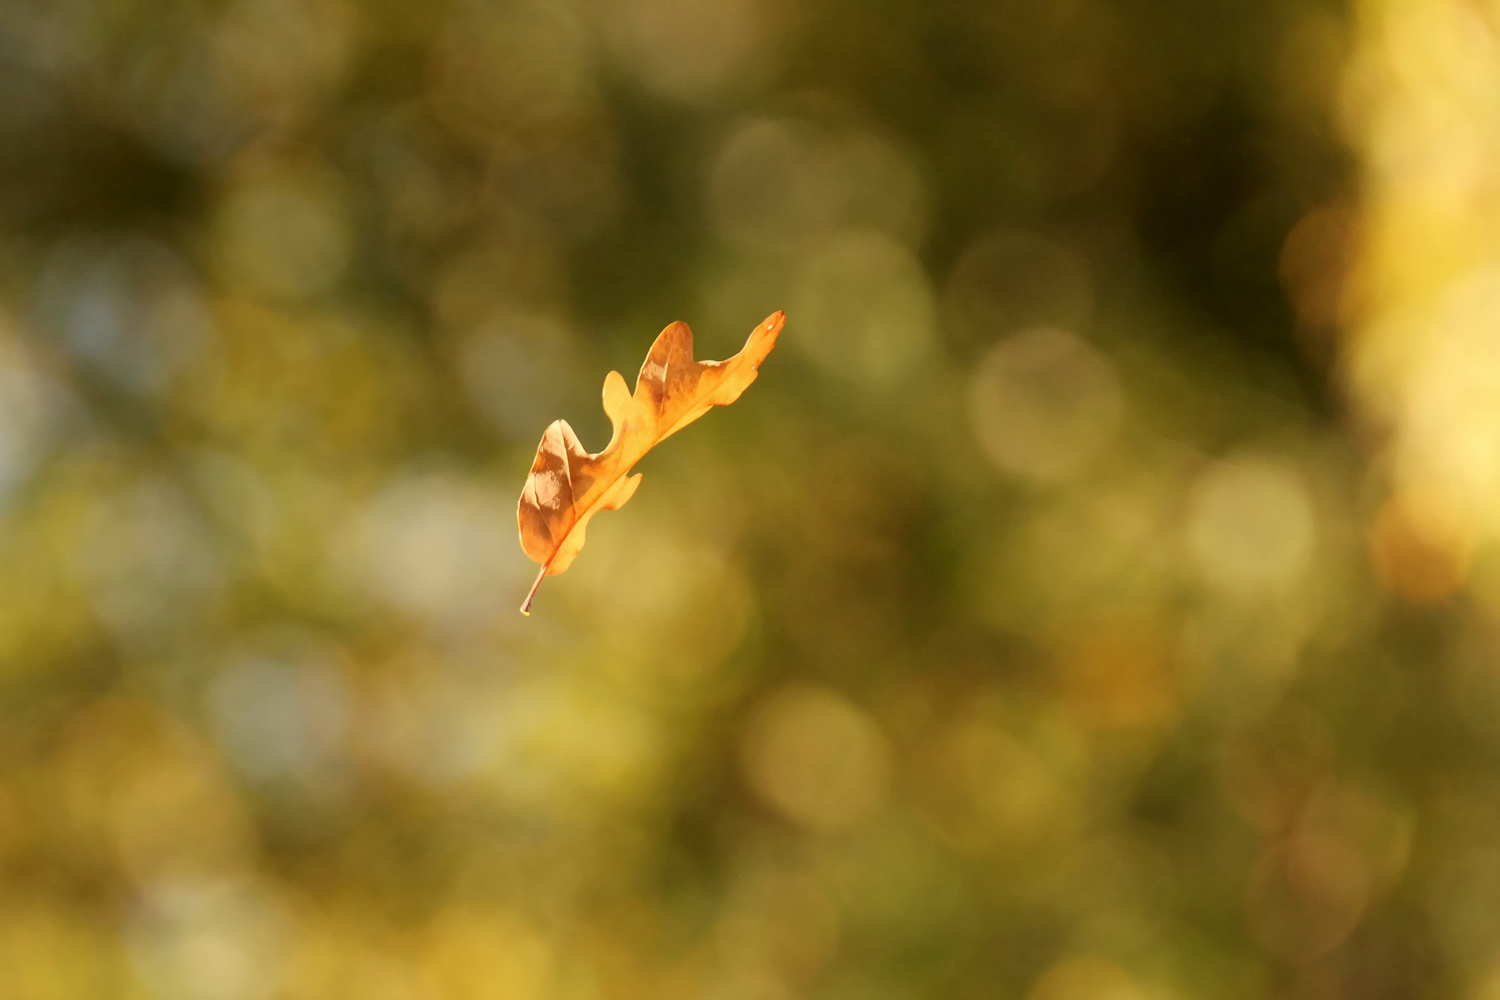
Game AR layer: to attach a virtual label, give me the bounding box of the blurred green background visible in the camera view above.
[5,0,1500,997]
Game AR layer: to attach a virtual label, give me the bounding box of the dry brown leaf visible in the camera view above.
[517,311,785,613]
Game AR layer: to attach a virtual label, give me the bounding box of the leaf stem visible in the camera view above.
[520,563,548,615]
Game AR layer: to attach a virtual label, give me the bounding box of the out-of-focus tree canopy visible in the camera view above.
[0,0,1496,997]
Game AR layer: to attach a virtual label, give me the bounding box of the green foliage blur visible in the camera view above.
[2,0,1493,997]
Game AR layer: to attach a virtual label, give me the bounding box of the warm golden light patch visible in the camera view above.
[1368,489,1475,604]
[738,683,891,834]
[1058,619,1179,732]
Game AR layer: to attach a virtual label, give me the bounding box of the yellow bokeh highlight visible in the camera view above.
[1343,0,1500,586]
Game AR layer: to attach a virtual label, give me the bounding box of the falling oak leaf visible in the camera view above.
[517,311,785,614]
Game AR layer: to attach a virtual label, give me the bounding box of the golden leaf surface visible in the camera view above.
[517,311,785,613]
